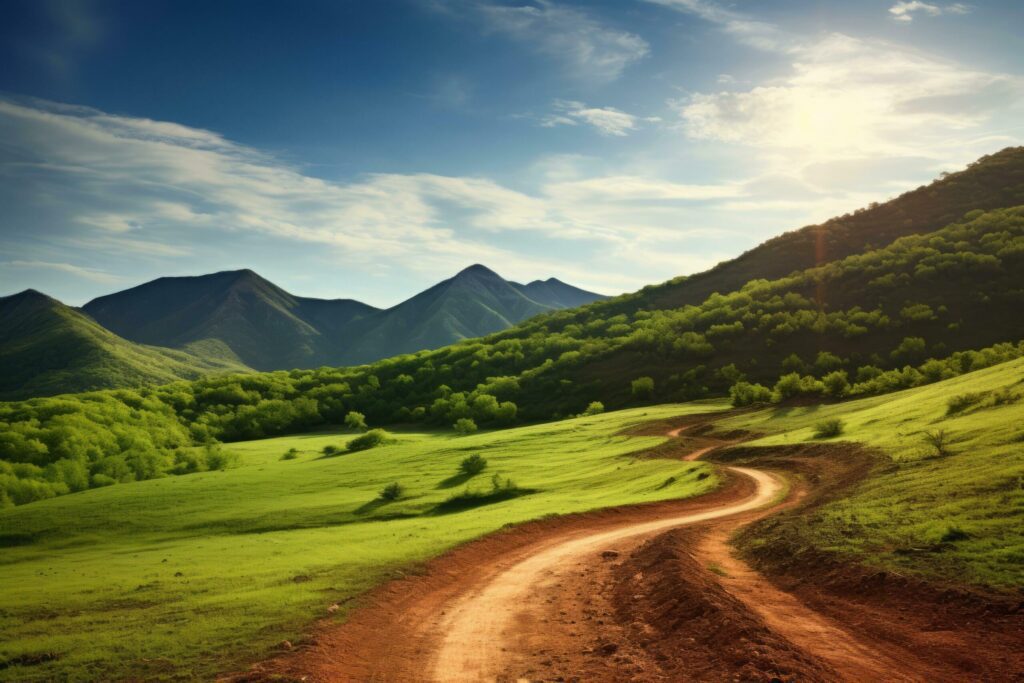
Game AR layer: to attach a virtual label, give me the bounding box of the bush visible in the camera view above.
[729,381,772,407]
[813,419,844,439]
[582,401,605,416]
[946,392,985,415]
[379,482,403,501]
[344,411,368,432]
[322,444,341,456]
[204,444,239,471]
[459,453,488,476]
[922,429,953,457]
[631,376,655,399]
[281,448,299,461]
[822,371,850,398]
[347,429,390,452]
[453,418,478,435]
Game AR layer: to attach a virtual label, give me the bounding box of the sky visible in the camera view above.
[1,0,1022,307]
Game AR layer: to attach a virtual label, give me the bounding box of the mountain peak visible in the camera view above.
[454,264,500,279]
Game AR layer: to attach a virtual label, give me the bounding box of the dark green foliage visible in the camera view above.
[813,419,844,439]
[941,526,971,543]
[344,410,368,431]
[281,448,299,460]
[453,418,478,435]
[379,482,403,501]
[948,392,986,415]
[347,429,390,452]
[631,376,655,399]
[730,381,773,407]
[322,445,341,456]
[459,453,488,476]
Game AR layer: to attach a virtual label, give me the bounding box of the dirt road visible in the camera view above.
[235,426,1023,682]
[430,466,780,681]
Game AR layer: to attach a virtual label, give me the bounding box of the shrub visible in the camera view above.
[347,429,390,452]
[946,392,985,415]
[582,401,605,416]
[922,429,953,458]
[379,482,403,501]
[453,418,478,435]
[459,453,488,476]
[813,419,844,439]
[322,444,341,456]
[204,444,239,471]
[344,411,368,432]
[729,381,772,407]
[822,370,850,398]
[940,525,970,543]
[631,376,655,399]
[281,448,299,461]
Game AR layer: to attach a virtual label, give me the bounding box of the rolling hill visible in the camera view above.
[82,265,606,369]
[0,289,247,400]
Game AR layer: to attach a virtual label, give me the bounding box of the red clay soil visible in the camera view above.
[224,427,1024,683]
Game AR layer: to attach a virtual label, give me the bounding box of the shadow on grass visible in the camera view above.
[436,472,476,489]
[353,497,392,515]
[431,488,537,515]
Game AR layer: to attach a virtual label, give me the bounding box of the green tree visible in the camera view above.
[631,376,655,400]
[453,418,478,435]
[344,411,368,432]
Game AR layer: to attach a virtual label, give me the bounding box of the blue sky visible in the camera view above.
[1,0,1022,306]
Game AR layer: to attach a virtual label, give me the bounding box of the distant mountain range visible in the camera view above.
[0,266,606,398]
[0,289,247,400]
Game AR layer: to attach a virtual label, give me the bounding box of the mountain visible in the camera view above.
[82,265,607,370]
[0,290,246,400]
[591,146,1024,317]
[335,265,606,364]
[83,269,378,371]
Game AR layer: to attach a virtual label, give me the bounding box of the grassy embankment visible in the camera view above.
[722,356,1024,588]
[0,404,719,682]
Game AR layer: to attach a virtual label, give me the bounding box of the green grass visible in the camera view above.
[721,356,1024,588]
[0,404,719,682]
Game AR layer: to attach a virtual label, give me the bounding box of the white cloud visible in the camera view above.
[541,100,643,136]
[437,1,649,82]
[641,0,791,52]
[5,260,123,284]
[676,33,1023,163]
[889,2,972,22]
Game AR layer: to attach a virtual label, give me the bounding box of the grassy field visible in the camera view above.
[0,404,719,682]
[722,357,1024,588]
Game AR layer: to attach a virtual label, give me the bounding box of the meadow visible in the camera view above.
[723,356,1024,588]
[0,404,719,682]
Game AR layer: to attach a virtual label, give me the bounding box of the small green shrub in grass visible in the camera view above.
[379,482,403,501]
[459,453,488,476]
[280,448,299,461]
[347,429,390,452]
[941,525,971,543]
[322,444,341,456]
[947,392,985,415]
[582,401,605,416]
[813,418,844,439]
[453,418,478,435]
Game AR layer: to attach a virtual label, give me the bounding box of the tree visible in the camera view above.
[344,411,368,432]
[582,401,605,416]
[822,370,850,398]
[631,376,655,400]
[379,482,403,501]
[459,453,488,475]
[453,418,478,435]
[729,381,772,407]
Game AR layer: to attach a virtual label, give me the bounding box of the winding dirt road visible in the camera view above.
[235,424,1024,682]
[430,466,780,681]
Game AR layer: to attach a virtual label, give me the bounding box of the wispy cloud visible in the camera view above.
[541,100,657,136]
[641,0,791,52]
[4,260,123,284]
[888,2,972,23]
[433,0,649,82]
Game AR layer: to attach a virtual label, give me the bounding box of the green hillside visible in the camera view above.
[0,290,246,401]
[0,404,718,682]
[721,355,1024,588]
[2,205,1022,505]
